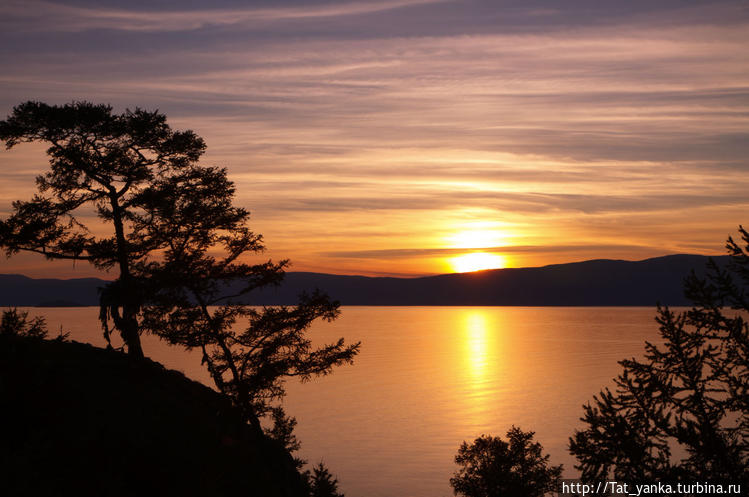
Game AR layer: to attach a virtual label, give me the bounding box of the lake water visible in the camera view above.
[20,306,668,497]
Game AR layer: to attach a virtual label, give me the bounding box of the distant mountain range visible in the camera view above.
[0,254,731,307]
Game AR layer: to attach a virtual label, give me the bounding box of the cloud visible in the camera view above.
[324,244,657,260]
[0,0,452,33]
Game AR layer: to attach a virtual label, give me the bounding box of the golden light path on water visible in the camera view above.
[465,311,491,382]
[461,309,507,429]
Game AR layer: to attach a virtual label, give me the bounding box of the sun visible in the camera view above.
[450,252,505,273]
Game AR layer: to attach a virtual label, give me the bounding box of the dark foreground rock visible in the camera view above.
[0,334,308,497]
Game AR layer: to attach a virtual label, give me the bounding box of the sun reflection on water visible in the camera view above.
[465,311,491,381]
[460,309,506,429]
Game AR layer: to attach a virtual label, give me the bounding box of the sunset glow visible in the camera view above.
[0,1,747,279]
[447,225,511,250]
[450,253,505,273]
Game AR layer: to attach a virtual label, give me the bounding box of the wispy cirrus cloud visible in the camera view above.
[0,0,451,33]
[324,244,658,260]
[0,0,747,276]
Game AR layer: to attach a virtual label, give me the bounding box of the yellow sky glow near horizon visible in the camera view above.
[449,253,507,273]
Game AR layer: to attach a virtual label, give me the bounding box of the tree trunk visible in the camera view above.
[122,316,144,359]
[110,192,144,359]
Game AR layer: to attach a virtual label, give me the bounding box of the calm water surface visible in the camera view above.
[24,306,667,497]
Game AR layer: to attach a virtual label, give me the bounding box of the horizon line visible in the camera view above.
[0,252,727,281]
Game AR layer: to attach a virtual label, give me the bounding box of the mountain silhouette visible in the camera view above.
[0,254,728,307]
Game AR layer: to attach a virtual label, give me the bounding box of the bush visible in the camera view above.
[0,308,48,338]
[450,427,562,497]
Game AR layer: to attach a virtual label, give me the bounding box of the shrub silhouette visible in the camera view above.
[0,308,48,338]
[450,427,562,497]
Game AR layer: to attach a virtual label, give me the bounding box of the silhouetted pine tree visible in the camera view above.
[570,227,749,485]
[0,308,47,338]
[130,140,359,433]
[308,463,345,497]
[0,101,207,358]
[0,102,360,441]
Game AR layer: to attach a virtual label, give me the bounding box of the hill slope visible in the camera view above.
[0,334,308,497]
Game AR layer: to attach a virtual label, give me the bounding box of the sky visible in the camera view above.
[1,0,748,278]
